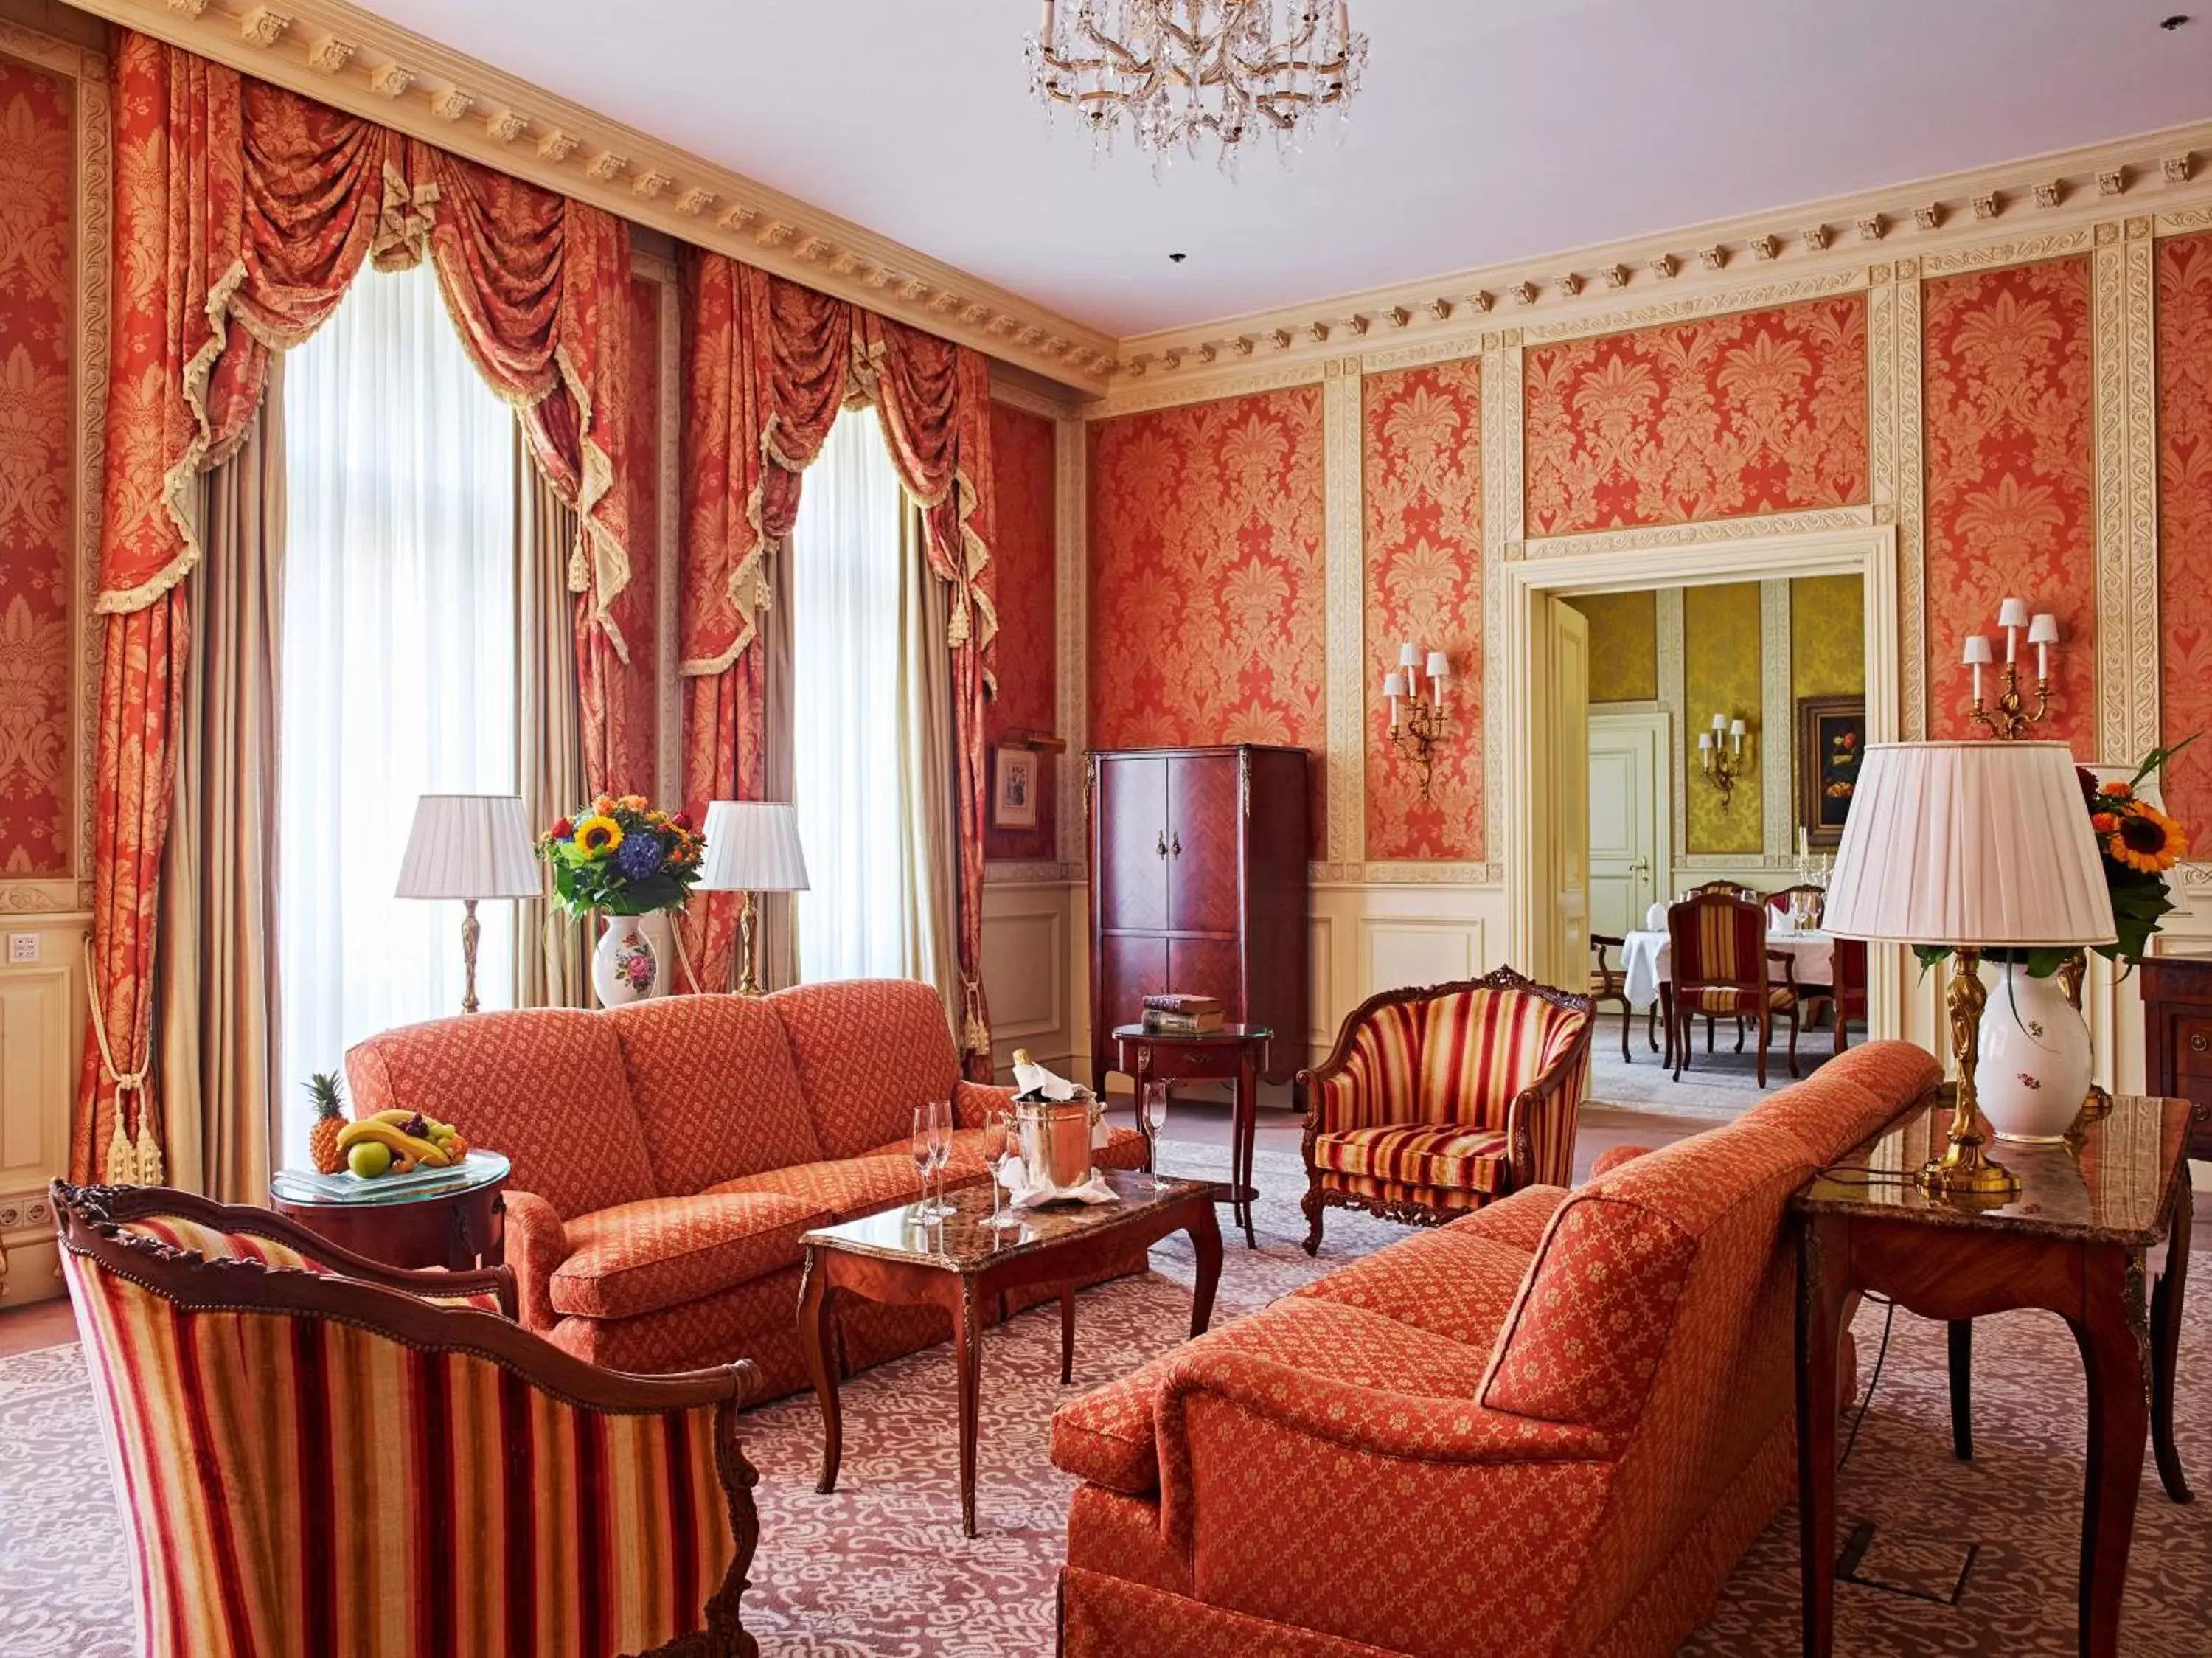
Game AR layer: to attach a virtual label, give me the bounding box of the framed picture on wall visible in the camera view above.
[993,746,1039,830]
[1796,695,1865,850]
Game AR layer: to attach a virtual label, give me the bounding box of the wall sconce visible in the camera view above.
[1962,596,2059,739]
[1699,712,1748,808]
[1382,640,1451,800]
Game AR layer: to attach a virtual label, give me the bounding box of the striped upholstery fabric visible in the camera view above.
[1668,895,1790,1016]
[1310,1125,1510,1192]
[1303,972,1593,1235]
[59,1195,750,1658]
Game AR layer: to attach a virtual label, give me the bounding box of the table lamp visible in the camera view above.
[698,801,810,996]
[1822,740,2114,1200]
[394,794,543,1014]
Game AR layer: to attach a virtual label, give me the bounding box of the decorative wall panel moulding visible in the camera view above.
[72,0,1118,393]
[1518,268,1866,344]
[1107,118,2212,395]
[1919,226,2094,275]
[1085,358,1326,420]
[1523,505,1876,561]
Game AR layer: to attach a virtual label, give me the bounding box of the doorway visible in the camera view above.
[1588,710,1670,941]
[1500,527,1904,1043]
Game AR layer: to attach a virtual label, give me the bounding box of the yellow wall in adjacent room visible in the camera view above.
[1565,590,1658,703]
[1683,582,1764,855]
[1790,575,1865,699]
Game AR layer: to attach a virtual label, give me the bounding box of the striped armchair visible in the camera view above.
[1296,966,1593,1255]
[53,1182,759,1658]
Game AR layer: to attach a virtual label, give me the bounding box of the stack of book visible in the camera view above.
[1141,993,1225,1036]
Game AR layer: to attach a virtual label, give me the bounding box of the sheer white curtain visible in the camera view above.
[791,406,948,988]
[277,263,519,1164]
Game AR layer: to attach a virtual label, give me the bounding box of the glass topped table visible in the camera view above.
[269,1150,510,1271]
[797,1168,1225,1537]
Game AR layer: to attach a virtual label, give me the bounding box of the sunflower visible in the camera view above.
[574,814,625,859]
[2107,803,2187,874]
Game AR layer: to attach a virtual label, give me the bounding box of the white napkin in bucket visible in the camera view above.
[999,1154,1119,1209]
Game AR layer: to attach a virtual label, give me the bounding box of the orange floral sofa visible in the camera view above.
[1050,1038,1943,1658]
[346,979,1147,1393]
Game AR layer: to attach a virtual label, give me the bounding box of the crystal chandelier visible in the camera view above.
[1028,1,1367,173]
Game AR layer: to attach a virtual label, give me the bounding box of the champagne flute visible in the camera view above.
[981,1105,1018,1229]
[911,1103,936,1218]
[926,1100,956,1219]
[1139,1081,1169,1191]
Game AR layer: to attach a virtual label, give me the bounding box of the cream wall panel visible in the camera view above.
[981,881,1081,1083]
[0,918,86,1307]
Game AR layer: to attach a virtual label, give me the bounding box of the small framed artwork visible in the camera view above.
[993,746,1039,830]
[1796,695,1866,850]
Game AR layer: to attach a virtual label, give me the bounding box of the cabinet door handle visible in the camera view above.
[2191,1033,2209,1055]
[1171,832,1182,858]
[1156,831,1168,859]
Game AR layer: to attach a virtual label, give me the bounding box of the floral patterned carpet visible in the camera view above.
[3,1142,2208,1656]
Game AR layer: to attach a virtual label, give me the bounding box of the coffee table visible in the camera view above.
[796,1168,1225,1537]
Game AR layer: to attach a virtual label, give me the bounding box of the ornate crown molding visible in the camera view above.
[1105,116,2212,399]
[72,0,1118,393]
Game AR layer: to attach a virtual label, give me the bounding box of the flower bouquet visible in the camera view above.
[538,796,704,1005]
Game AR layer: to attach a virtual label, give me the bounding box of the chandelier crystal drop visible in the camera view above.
[1027,0,1367,175]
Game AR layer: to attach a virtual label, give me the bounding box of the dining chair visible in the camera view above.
[1765,884,1826,930]
[1829,937,1868,1051]
[1666,892,1804,1086]
[1590,934,1657,1063]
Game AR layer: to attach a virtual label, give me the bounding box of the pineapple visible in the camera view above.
[307,1072,347,1174]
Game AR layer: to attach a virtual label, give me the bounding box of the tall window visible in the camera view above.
[790,406,950,988]
[276,263,518,1162]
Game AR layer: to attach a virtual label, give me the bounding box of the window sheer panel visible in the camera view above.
[792,407,933,985]
[279,264,520,1165]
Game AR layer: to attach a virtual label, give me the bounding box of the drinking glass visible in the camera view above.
[1139,1081,1169,1190]
[911,1103,937,1218]
[981,1105,1019,1229]
[925,1100,956,1219]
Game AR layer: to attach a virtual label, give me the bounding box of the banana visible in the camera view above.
[334,1118,452,1168]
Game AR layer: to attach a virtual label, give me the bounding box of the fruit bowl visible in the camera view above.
[334,1111,472,1179]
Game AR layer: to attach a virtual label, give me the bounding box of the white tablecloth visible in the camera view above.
[1618,929,1836,1011]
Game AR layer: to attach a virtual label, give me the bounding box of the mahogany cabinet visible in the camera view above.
[2140,953,2212,1161]
[1088,745,1309,1088]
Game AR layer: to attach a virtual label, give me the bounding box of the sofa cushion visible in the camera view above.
[1051,1297,1495,1496]
[1481,1122,1815,1435]
[716,1153,940,1223]
[1442,1183,1568,1252]
[608,995,825,1192]
[768,979,962,1159]
[1742,1039,1941,1164]
[346,1010,658,1221]
[1291,1227,1533,1349]
[549,1191,827,1320]
[1311,1124,1510,1194]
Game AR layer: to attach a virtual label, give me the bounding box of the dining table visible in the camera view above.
[1618,926,1837,1011]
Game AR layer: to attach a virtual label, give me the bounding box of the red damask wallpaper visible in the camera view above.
[1088,387,1326,853]
[1922,255,2095,745]
[1363,358,1482,860]
[2159,232,2212,830]
[984,400,1056,862]
[0,58,75,878]
[1523,295,1868,537]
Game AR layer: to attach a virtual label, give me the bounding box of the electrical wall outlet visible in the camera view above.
[7,934,37,964]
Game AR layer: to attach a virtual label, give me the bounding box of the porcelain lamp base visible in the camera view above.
[1974,960,2095,1144]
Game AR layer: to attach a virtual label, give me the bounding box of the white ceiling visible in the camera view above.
[353,0,2212,339]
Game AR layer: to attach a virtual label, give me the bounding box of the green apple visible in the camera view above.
[347,1140,392,1179]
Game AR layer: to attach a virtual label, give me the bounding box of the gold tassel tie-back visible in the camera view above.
[83,933,155,1184]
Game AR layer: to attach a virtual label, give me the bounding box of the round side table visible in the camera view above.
[270,1149,510,1272]
[1111,1023,1269,1249]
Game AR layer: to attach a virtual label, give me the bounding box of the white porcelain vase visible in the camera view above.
[593,911,672,1007]
[1972,959,2092,1144]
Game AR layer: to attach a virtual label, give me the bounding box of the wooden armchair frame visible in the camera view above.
[54,1182,761,1658]
[1295,965,1593,1254]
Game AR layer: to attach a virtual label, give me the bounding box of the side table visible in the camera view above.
[1793,1092,2197,1658]
[1112,1022,1267,1249]
[270,1149,511,1272]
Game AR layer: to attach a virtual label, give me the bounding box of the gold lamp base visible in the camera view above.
[733,890,762,997]
[1919,946,2020,1206]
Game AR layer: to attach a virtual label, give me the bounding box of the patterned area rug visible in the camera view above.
[3,1141,2208,1657]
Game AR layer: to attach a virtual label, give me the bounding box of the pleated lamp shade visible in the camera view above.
[1823,740,2115,948]
[697,801,810,892]
[394,794,543,901]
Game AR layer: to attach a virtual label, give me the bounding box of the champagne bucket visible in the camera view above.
[1015,1096,1099,1190]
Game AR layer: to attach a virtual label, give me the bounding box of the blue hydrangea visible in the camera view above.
[615,828,665,882]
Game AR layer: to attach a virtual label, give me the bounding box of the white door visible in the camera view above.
[1588,712,1669,940]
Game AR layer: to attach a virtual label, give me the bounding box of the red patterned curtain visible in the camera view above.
[676,254,998,1076]
[79,31,638,1182]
